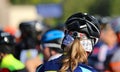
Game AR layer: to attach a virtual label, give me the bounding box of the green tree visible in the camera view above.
[88,0,112,16]
[110,0,120,17]
[10,0,120,25]
[62,0,96,22]
[10,0,61,5]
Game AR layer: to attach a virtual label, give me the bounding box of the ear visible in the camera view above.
[0,53,5,59]
[45,47,50,50]
[64,30,68,35]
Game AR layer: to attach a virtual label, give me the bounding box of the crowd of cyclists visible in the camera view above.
[0,12,120,72]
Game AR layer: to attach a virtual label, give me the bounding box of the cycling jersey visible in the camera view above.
[0,54,25,71]
[36,56,97,72]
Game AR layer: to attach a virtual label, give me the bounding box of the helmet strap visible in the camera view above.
[49,48,52,58]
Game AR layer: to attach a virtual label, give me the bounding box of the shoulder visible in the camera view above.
[36,64,45,72]
[74,64,97,72]
[111,48,120,62]
[36,56,62,72]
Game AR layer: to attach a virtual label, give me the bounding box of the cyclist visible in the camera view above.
[36,12,100,72]
[0,31,25,71]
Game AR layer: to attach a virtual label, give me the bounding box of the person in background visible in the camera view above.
[25,53,43,72]
[25,29,64,72]
[109,17,120,72]
[40,29,64,62]
[36,12,100,72]
[15,20,48,72]
[15,20,47,63]
[88,17,118,72]
[97,23,117,72]
[0,31,25,72]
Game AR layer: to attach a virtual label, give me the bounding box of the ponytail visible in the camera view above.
[59,38,88,72]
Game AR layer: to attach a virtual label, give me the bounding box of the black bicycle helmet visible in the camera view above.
[65,12,100,39]
[61,12,100,54]
[19,20,44,31]
[0,31,16,45]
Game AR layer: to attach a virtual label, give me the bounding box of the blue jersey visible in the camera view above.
[36,56,97,72]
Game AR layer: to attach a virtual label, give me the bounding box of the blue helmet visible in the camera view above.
[41,29,64,50]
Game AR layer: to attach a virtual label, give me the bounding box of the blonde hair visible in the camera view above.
[59,38,88,72]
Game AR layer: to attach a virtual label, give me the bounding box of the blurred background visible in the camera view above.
[1,0,120,32]
[1,0,120,72]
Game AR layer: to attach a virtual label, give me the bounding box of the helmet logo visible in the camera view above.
[4,37,9,43]
[62,34,74,46]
